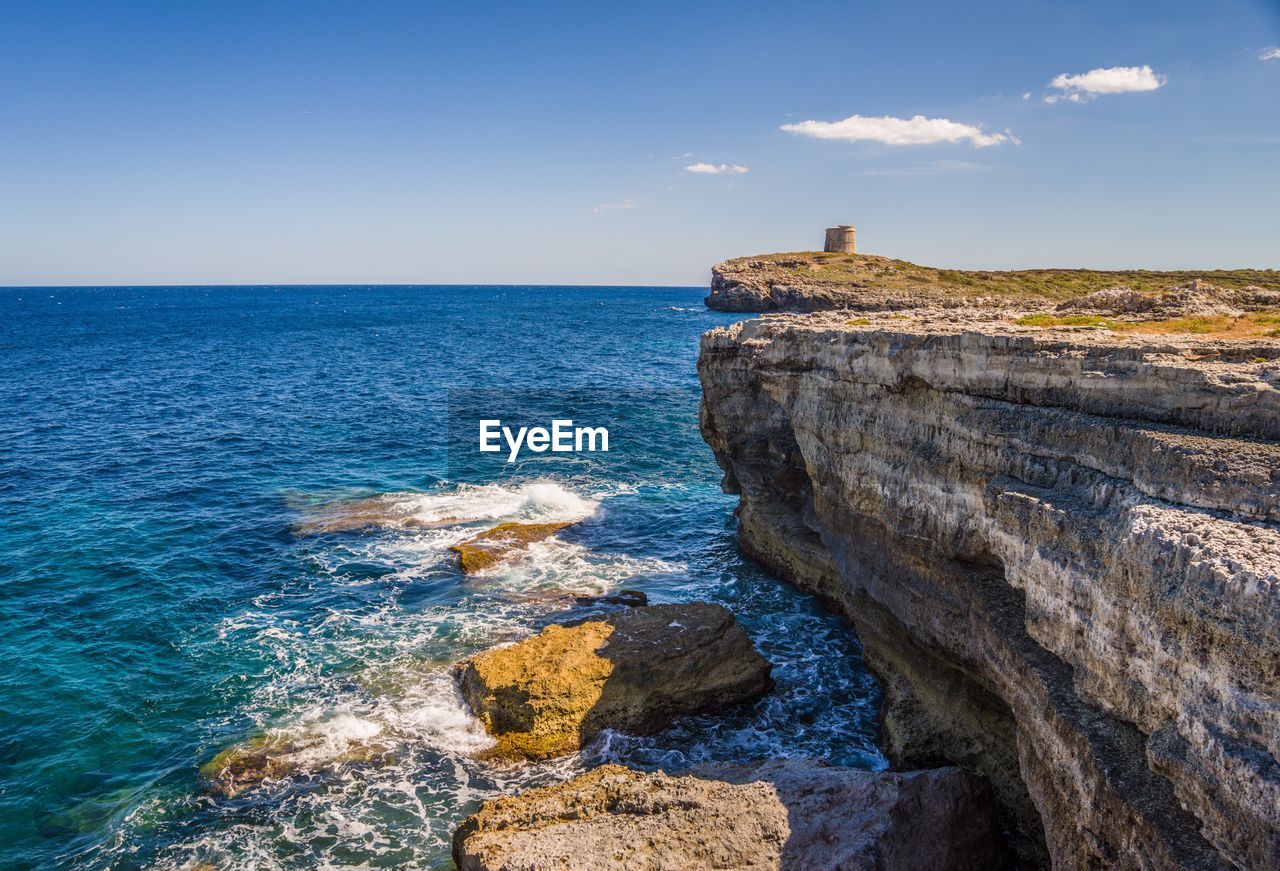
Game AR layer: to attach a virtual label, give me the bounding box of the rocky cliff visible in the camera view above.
[705,251,1280,314]
[698,313,1280,868]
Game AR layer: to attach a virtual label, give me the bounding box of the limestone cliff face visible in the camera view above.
[706,259,944,313]
[698,315,1280,869]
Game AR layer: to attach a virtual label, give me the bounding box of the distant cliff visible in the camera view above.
[705,251,1280,315]
[699,308,1280,868]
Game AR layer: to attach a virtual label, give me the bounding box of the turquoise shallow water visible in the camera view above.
[0,285,883,869]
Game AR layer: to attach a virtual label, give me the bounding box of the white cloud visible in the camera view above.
[593,198,635,214]
[1260,47,1280,61]
[780,114,1014,147]
[1045,65,1165,103]
[684,162,750,174]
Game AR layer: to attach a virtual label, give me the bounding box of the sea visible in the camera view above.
[0,285,883,869]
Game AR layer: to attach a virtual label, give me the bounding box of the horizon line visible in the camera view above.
[0,281,712,290]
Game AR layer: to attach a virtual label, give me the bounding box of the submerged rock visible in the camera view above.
[199,717,389,798]
[454,602,772,760]
[292,493,465,535]
[450,521,573,574]
[574,588,648,608]
[484,587,649,613]
[452,760,1006,871]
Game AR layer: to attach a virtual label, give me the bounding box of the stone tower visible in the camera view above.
[824,225,857,254]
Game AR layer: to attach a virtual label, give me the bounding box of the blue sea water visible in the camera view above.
[0,285,883,869]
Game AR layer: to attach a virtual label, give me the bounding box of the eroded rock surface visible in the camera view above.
[451,521,573,574]
[452,760,1005,871]
[699,314,1279,869]
[454,603,772,759]
[200,716,389,797]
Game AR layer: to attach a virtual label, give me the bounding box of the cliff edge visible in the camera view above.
[706,251,1280,316]
[698,290,1279,868]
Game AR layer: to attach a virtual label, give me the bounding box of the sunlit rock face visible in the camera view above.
[699,314,1280,869]
[450,521,575,574]
[454,602,773,760]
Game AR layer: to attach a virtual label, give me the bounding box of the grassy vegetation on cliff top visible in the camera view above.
[722,251,1280,301]
[1013,312,1280,339]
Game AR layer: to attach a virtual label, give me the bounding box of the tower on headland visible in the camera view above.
[823,225,857,254]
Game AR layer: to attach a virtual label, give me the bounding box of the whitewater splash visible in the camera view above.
[140,479,668,867]
[390,479,604,526]
[291,479,603,536]
[7,285,884,871]
[94,477,880,869]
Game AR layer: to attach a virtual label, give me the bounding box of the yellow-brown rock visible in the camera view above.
[455,603,772,760]
[450,521,572,574]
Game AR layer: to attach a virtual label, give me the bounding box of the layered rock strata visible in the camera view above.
[699,315,1280,869]
[453,760,1005,871]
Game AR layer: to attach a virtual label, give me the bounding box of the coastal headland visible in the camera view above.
[446,251,1277,869]
[698,251,1279,868]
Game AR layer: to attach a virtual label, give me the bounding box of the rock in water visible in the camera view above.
[573,588,648,608]
[199,717,389,797]
[454,603,772,759]
[292,493,465,535]
[452,760,1006,871]
[450,521,573,574]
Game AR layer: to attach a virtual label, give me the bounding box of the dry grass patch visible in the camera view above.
[727,252,1280,303]
[1014,313,1280,339]
[1016,314,1114,328]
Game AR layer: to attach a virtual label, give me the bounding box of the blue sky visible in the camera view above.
[1,0,1277,285]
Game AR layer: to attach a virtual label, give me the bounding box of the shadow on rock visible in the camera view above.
[454,602,772,760]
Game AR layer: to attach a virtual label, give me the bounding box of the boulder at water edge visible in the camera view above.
[450,521,573,574]
[454,602,772,760]
[452,759,1007,871]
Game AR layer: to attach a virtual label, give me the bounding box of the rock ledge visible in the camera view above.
[453,760,1007,871]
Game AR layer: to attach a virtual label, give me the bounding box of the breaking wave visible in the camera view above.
[12,287,883,871]
[81,476,881,869]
